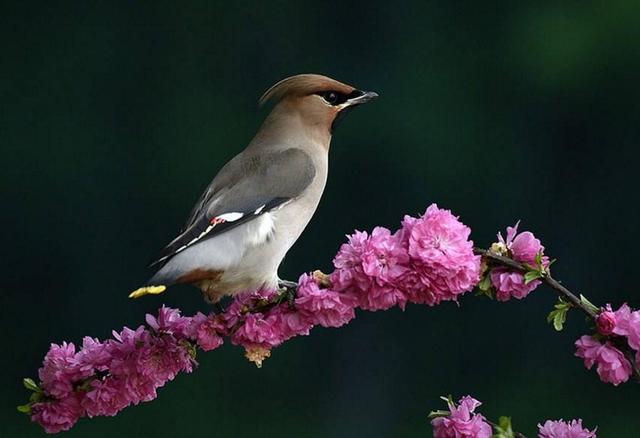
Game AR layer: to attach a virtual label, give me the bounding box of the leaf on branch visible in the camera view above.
[17,403,32,414]
[546,297,572,331]
[476,274,495,299]
[579,294,599,314]
[22,377,40,393]
[427,409,451,419]
[524,270,543,284]
[535,252,543,266]
[491,416,515,438]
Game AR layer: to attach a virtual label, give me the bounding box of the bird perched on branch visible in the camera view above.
[130,74,378,304]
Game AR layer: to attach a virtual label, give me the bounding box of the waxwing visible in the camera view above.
[130,74,378,303]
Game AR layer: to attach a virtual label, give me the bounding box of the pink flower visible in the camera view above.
[431,396,492,438]
[497,222,546,264]
[537,419,597,438]
[264,305,314,342]
[81,377,131,417]
[295,273,357,328]
[135,335,195,385]
[332,230,370,291]
[194,315,225,352]
[596,306,616,336]
[145,306,193,339]
[31,394,83,434]
[332,227,409,310]
[38,342,86,399]
[401,204,481,306]
[231,313,284,350]
[490,268,540,301]
[76,337,111,375]
[489,223,548,301]
[611,304,640,351]
[575,335,632,385]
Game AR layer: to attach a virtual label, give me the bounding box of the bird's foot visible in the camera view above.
[277,279,298,307]
[278,279,298,289]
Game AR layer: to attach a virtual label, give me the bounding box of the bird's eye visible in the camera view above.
[323,91,339,105]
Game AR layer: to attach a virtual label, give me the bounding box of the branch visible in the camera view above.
[475,247,640,382]
[474,247,597,319]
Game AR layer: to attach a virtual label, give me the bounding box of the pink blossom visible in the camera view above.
[231,313,285,350]
[537,419,597,438]
[145,306,194,339]
[194,315,225,351]
[31,395,83,434]
[38,342,85,399]
[264,305,313,342]
[81,377,131,417]
[332,230,370,291]
[611,304,640,351]
[76,337,111,374]
[575,335,632,385]
[135,335,195,386]
[401,204,481,306]
[497,222,546,264]
[332,227,409,310]
[489,223,548,301]
[595,306,616,336]
[295,273,357,327]
[431,396,492,438]
[490,268,540,301]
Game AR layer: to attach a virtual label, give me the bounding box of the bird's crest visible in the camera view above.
[259,74,355,107]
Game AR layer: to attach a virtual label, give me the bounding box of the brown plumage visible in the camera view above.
[259,74,355,107]
[130,74,377,303]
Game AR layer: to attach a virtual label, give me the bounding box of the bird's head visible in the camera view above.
[259,74,378,140]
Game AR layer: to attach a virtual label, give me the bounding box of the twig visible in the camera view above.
[475,247,640,382]
[474,248,596,319]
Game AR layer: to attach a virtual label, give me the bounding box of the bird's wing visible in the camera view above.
[150,148,316,267]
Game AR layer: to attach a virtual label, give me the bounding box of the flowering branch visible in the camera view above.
[18,204,640,433]
[474,248,596,319]
[428,395,596,438]
[473,246,640,383]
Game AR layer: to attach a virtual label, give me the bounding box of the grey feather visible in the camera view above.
[150,147,316,267]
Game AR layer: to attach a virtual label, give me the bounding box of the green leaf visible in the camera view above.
[23,378,40,392]
[439,394,455,406]
[524,270,543,284]
[546,298,572,331]
[17,403,32,414]
[427,409,451,419]
[476,275,495,299]
[535,251,543,266]
[580,294,599,313]
[491,416,515,438]
[478,274,492,292]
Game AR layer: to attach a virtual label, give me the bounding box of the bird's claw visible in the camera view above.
[278,279,298,289]
[277,279,298,307]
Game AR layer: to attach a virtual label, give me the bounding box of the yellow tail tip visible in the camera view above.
[128,285,167,299]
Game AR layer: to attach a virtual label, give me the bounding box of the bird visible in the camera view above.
[129,74,378,304]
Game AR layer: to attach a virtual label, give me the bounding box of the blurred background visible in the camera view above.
[3,1,640,436]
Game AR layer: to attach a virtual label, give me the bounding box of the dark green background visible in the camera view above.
[3,1,640,436]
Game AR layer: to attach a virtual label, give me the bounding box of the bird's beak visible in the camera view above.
[344,90,379,107]
[331,89,378,133]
